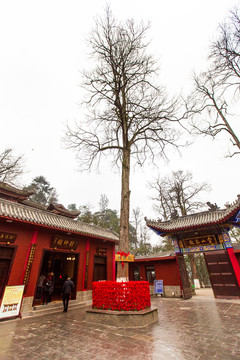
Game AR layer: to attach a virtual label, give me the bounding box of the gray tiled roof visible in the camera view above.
[0,181,34,198]
[0,198,119,242]
[135,251,175,260]
[145,196,240,234]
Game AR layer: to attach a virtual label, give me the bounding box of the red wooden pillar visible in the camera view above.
[227,248,240,287]
[112,244,116,280]
[222,231,240,287]
[83,239,90,290]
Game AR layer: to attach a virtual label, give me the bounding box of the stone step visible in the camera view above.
[22,300,87,319]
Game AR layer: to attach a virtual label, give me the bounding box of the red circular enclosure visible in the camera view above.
[92,281,151,311]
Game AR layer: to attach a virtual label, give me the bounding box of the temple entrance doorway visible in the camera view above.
[182,252,211,295]
[146,197,240,300]
[0,246,15,299]
[35,250,79,303]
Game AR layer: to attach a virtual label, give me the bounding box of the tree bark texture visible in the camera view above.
[189,253,198,281]
[117,148,131,281]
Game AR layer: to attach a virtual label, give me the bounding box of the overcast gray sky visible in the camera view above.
[0,0,240,244]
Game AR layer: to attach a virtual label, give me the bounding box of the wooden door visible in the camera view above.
[176,253,192,299]
[0,259,11,298]
[93,256,107,282]
[204,250,240,299]
[0,247,14,299]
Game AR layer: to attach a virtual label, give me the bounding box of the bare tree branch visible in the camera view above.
[149,170,211,220]
[185,8,240,157]
[0,148,24,184]
[65,8,184,280]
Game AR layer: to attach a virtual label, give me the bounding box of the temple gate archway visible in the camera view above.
[146,197,240,299]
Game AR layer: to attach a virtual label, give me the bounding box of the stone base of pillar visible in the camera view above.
[86,306,158,328]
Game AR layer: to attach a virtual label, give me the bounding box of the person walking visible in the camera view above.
[62,276,74,312]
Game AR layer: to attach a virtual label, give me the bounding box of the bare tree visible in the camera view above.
[187,71,240,157]
[66,8,182,280]
[132,207,142,246]
[99,194,109,213]
[149,170,210,281]
[186,8,240,157]
[0,148,24,184]
[149,170,210,220]
[210,8,240,85]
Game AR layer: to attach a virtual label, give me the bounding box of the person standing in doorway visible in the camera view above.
[36,273,46,299]
[42,272,54,305]
[62,276,74,312]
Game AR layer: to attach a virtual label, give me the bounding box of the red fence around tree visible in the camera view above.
[92,281,151,311]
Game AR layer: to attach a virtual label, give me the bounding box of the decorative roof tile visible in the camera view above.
[0,198,119,242]
[0,181,34,201]
[145,196,240,234]
[47,203,80,219]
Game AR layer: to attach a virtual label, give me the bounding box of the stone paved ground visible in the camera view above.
[0,290,240,360]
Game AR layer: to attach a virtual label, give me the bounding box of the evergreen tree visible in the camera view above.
[24,176,58,206]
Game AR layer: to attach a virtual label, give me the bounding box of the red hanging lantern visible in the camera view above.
[121,261,124,268]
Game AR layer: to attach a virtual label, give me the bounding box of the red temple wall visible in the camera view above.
[155,259,181,285]
[87,238,114,289]
[0,222,33,288]
[129,258,181,285]
[0,220,115,299]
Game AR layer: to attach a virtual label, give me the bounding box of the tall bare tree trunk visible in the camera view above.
[189,253,198,282]
[117,148,130,281]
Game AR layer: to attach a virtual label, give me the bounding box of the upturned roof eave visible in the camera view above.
[147,220,226,236]
[146,201,240,236]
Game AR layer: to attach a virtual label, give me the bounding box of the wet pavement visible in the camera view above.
[0,289,240,360]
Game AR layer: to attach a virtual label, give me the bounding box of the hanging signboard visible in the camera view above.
[97,248,107,256]
[115,254,135,262]
[154,280,163,294]
[50,236,78,251]
[0,231,17,244]
[180,235,218,248]
[0,285,24,320]
[178,234,225,253]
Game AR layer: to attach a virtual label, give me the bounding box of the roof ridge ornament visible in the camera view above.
[170,209,179,219]
[206,201,220,211]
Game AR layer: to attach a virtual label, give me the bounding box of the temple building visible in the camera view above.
[144,197,240,299]
[129,251,182,297]
[0,182,118,315]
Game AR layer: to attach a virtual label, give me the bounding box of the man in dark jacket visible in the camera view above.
[62,277,74,312]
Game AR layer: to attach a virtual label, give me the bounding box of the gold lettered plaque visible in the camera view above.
[97,248,107,256]
[181,235,218,249]
[115,254,135,262]
[0,231,17,244]
[50,236,79,250]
